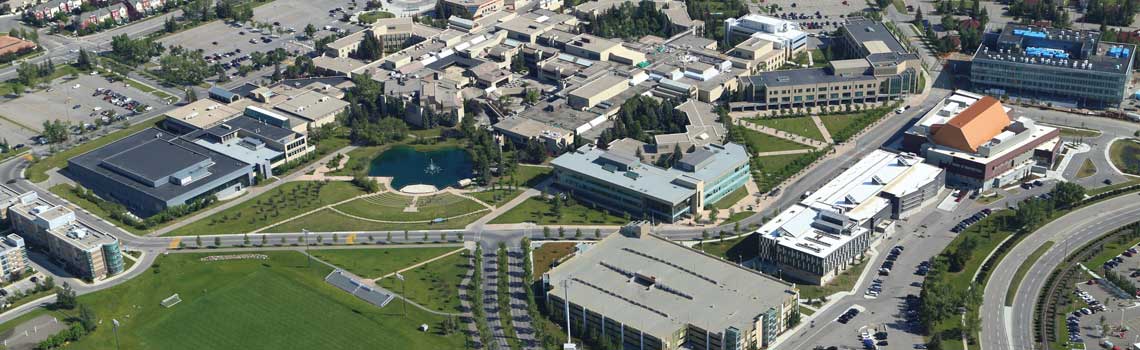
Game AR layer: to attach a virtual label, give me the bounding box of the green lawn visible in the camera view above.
[509,165,552,188]
[1057,126,1102,138]
[800,305,816,316]
[378,250,468,313]
[26,119,162,183]
[266,208,479,233]
[469,189,524,207]
[817,107,895,143]
[798,258,869,300]
[310,247,457,279]
[486,197,628,225]
[721,211,754,227]
[752,151,824,193]
[746,116,826,142]
[164,181,365,237]
[65,251,463,349]
[335,193,486,221]
[694,234,758,262]
[534,242,577,277]
[358,11,395,23]
[1109,139,1140,175]
[1006,241,1054,306]
[1077,159,1097,179]
[736,126,810,153]
[712,186,749,210]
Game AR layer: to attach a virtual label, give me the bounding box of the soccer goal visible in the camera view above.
[160,293,182,308]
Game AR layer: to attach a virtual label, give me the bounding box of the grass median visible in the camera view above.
[1005,241,1054,306]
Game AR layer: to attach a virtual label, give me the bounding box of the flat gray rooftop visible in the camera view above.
[546,233,797,337]
[101,139,210,184]
[844,18,906,53]
[68,128,250,202]
[747,67,876,87]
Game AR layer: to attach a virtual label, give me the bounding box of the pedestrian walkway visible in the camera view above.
[736,119,828,150]
[811,115,835,144]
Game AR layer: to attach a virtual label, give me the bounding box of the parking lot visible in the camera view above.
[252,0,363,34]
[747,0,869,33]
[0,74,164,144]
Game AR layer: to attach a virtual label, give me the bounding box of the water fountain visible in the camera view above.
[424,158,442,175]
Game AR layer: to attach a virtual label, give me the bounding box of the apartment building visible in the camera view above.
[7,192,124,281]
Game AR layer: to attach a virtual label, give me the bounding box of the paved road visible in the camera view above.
[981,194,1140,350]
[0,11,181,81]
[482,248,509,350]
[507,246,539,349]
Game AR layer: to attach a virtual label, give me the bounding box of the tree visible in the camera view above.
[243,233,250,245]
[351,33,383,60]
[214,236,222,247]
[55,283,77,309]
[78,304,97,332]
[543,226,551,239]
[594,228,601,239]
[574,228,582,239]
[76,49,94,70]
[558,227,565,238]
[1051,181,1085,209]
[304,23,316,39]
[914,7,923,23]
[196,235,202,247]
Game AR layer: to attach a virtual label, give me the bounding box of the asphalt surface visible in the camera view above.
[981,194,1140,350]
[482,248,509,350]
[507,246,538,349]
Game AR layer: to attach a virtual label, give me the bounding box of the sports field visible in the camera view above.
[68,251,463,349]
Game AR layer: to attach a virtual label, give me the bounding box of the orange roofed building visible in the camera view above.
[903,90,1060,190]
[0,36,37,57]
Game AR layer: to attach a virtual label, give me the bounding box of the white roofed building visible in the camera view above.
[756,150,944,285]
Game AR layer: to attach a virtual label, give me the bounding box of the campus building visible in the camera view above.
[66,128,257,217]
[325,17,421,58]
[544,225,800,350]
[164,100,313,168]
[731,17,921,113]
[971,24,1135,108]
[723,14,807,56]
[0,234,28,283]
[903,90,1061,190]
[6,191,124,281]
[551,141,751,223]
[756,150,944,285]
[442,0,503,19]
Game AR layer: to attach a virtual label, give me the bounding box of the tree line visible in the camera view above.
[595,95,688,146]
[587,1,677,40]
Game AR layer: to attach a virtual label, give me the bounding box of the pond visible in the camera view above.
[368,146,473,190]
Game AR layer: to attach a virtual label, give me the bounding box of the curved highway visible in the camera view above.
[981,194,1140,350]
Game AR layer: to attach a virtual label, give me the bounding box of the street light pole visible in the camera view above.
[112,319,121,350]
[304,229,311,268]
